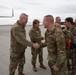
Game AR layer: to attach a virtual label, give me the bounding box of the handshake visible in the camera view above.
[33,43,40,49]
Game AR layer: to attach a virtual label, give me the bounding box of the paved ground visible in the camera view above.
[0,25,51,75]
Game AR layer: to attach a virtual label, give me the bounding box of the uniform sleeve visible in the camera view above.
[41,41,47,47]
[55,31,67,68]
[12,27,33,47]
[67,30,73,39]
[73,27,76,44]
[29,30,42,42]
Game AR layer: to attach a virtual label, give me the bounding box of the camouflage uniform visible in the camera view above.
[29,27,43,65]
[42,27,68,75]
[9,21,33,75]
[63,28,73,74]
[69,25,76,75]
[63,25,76,75]
[54,22,62,29]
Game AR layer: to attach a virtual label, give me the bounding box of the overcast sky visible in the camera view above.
[0,0,76,25]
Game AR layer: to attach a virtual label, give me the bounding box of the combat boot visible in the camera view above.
[33,65,37,72]
[18,72,25,75]
[40,63,46,69]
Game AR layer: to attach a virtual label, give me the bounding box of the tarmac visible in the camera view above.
[0,25,51,75]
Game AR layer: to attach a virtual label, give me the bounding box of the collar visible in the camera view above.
[47,27,56,34]
[32,27,40,31]
[17,20,25,29]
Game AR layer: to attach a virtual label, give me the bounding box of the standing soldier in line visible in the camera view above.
[29,19,46,72]
[54,16,62,29]
[9,13,39,75]
[63,19,73,75]
[42,15,68,75]
[64,17,76,75]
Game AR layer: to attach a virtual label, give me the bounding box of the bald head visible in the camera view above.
[19,13,28,19]
[19,13,28,26]
[43,15,54,28]
[44,15,54,24]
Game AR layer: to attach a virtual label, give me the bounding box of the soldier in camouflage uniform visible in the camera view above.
[42,15,68,75]
[63,27,73,75]
[64,17,76,75]
[29,19,46,72]
[54,17,62,29]
[9,13,39,75]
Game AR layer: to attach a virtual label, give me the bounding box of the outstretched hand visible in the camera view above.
[33,43,40,49]
[52,65,59,71]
